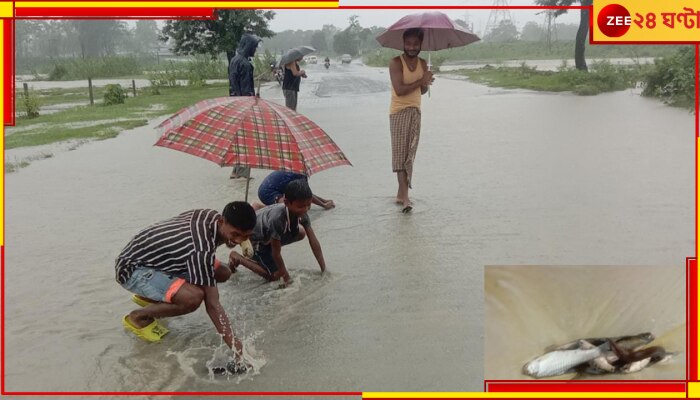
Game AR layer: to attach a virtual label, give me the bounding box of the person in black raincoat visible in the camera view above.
[228,33,262,178]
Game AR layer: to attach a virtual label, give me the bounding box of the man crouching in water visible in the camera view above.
[115,201,256,363]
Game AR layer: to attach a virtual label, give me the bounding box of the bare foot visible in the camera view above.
[128,312,154,329]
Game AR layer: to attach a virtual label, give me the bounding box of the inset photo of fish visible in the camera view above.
[484,265,685,380]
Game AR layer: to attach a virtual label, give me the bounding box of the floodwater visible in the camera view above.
[439,57,656,72]
[485,265,686,380]
[4,62,694,393]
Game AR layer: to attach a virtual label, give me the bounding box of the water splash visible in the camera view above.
[204,330,267,383]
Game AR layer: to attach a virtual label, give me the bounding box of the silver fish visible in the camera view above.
[523,341,608,378]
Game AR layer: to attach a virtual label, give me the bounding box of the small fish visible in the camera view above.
[212,360,248,375]
[523,341,608,378]
[548,332,655,352]
[620,352,678,373]
[582,339,676,375]
[576,339,618,374]
[575,333,657,375]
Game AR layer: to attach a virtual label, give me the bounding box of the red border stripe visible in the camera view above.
[487,382,686,393]
[15,7,215,18]
[3,19,13,126]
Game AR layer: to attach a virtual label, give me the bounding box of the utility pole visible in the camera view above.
[484,0,514,38]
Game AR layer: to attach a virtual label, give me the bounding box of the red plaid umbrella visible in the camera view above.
[155,96,352,177]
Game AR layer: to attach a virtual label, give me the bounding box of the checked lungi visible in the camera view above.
[390,106,421,188]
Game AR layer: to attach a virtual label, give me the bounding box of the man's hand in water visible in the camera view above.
[322,200,335,210]
[272,270,292,287]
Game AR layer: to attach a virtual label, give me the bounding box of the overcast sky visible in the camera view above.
[268,0,581,35]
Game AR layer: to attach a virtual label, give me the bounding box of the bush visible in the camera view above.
[48,64,67,80]
[21,89,40,118]
[45,56,143,80]
[147,61,180,93]
[103,84,126,105]
[642,47,694,108]
[187,54,227,81]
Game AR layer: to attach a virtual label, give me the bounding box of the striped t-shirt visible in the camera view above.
[115,209,220,287]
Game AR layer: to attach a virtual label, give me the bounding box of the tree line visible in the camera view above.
[17,12,585,64]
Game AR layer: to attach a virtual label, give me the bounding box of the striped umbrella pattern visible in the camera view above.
[155,96,352,176]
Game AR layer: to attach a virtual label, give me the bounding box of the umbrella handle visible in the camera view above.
[427,52,431,98]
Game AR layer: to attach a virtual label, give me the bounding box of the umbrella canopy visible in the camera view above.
[278,45,316,68]
[376,11,480,52]
[155,96,351,177]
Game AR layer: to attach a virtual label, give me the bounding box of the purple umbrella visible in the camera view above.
[376,11,480,69]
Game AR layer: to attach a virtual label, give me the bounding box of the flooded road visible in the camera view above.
[4,61,694,393]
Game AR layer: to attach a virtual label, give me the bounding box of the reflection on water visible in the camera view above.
[485,265,686,380]
[4,63,693,392]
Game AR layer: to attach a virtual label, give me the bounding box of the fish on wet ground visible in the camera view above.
[522,341,609,378]
[524,332,677,378]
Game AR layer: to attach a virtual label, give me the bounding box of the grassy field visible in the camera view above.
[9,82,230,149]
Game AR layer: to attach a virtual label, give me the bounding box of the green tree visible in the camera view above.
[161,10,275,62]
[332,15,362,56]
[555,23,580,40]
[520,21,545,42]
[310,30,327,53]
[333,30,358,56]
[15,21,44,58]
[72,20,128,58]
[132,20,160,54]
[483,20,519,42]
[535,0,593,71]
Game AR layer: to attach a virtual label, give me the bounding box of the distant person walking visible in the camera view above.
[228,33,262,179]
[388,28,434,213]
[282,57,307,111]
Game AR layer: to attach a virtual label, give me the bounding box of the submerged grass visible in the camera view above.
[453,61,648,96]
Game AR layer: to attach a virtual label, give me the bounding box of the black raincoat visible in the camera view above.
[228,33,262,96]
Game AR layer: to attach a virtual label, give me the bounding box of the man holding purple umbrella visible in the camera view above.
[388,28,434,213]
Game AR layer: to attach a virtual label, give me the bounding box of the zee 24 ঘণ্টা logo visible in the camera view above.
[596,2,700,41]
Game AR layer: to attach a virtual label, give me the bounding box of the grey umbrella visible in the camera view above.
[277,46,316,68]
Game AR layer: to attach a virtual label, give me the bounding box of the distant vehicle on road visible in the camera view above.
[307,55,318,64]
[341,54,352,64]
